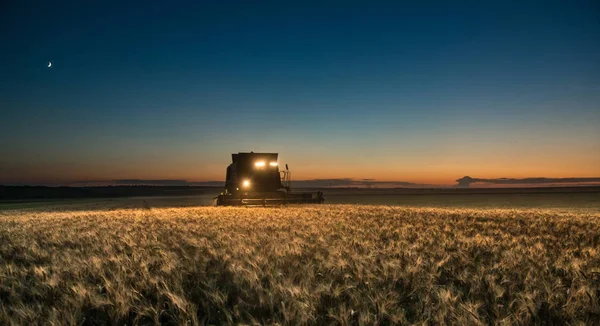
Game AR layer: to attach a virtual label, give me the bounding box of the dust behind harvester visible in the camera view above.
[215,152,325,206]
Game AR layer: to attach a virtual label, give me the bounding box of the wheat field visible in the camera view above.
[1,205,600,325]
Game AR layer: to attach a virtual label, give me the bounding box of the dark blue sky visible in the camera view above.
[1,1,599,184]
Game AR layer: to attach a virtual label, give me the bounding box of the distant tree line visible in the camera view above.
[0,186,219,200]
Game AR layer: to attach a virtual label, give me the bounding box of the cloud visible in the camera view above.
[456,176,600,187]
[63,178,425,188]
[292,178,424,188]
[66,180,226,187]
[113,179,190,186]
[292,178,354,188]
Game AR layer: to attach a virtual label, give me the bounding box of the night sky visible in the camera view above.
[1,1,599,185]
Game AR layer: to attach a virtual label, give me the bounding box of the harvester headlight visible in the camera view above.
[269,161,278,167]
[255,161,265,168]
[242,180,250,188]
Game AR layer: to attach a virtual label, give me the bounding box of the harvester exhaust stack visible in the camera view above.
[215,152,325,206]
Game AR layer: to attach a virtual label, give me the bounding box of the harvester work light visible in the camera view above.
[242,180,251,188]
[269,162,278,167]
[255,161,265,167]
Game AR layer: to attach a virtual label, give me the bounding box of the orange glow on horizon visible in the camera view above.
[2,144,599,186]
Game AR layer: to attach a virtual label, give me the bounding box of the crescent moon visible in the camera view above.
[48,62,52,68]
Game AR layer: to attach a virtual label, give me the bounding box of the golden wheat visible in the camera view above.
[1,205,599,325]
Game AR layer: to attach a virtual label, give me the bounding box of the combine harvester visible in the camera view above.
[215,152,325,206]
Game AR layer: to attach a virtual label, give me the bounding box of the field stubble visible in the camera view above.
[1,205,600,325]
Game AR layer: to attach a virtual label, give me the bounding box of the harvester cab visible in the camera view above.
[215,152,324,206]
